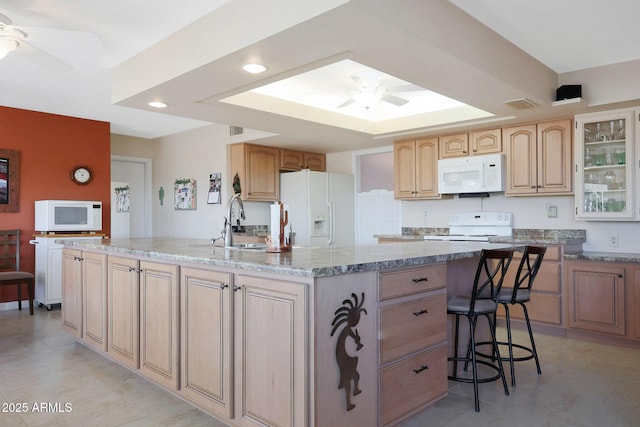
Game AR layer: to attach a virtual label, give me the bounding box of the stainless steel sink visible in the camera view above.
[229,243,268,250]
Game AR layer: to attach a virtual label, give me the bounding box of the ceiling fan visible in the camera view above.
[0,13,72,72]
[337,70,423,109]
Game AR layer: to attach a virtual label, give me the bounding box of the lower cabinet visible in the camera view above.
[61,249,83,338]
[139,261,180,390]
[566,260,626,336]
[378,264,448,426]
[179,267,233,418]
[497,245,563,326]
[234,273,307,427]
[82,252,108,352]
[107,256,140,369]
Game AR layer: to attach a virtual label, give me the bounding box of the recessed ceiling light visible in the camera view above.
[242,63,267,74]
[148,101,168,108]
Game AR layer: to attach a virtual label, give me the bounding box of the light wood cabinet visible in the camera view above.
[234,273,307,427]
[504,119,573,196]
[438,129,502,158]
[566,260,625,336]
[229,143,279,201]
[497,245,563,326]
[82,251,108,352]
[61,249,83,338]
[377,264,447,426]
[438,133,469,158]
[139,261,180,390]
[470,128,503,155]
[280,149,326,172]
[394,137,440,199]
[107,256,140,369]
[180,267,233,418]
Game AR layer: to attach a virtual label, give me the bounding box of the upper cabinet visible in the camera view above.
[280,149,326,172]
[504,119,573,196]
[575,108,639,221]
[394,137,441,199]
[229,143,280,201]
[439,128,502,158]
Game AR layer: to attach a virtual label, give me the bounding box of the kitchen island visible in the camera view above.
[60,238,516,427]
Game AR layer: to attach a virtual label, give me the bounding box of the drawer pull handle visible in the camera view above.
[413,309,428,316]
[413,365,429,374]
[412,277,428,283]
[617,274,623,278]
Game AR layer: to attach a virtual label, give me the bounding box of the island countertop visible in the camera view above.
[60,237,517,278]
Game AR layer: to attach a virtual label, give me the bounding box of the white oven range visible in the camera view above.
[422,211,512,242]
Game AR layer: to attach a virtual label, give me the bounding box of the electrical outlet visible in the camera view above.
[609,234,618,247]
[547,205,557,218]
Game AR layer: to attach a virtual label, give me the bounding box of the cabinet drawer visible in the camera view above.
[498,293,561,325]
[380,344,447,426]
[379,264,446,300]
[380,292,446,364]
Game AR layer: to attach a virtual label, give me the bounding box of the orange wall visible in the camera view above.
[0,106,111,304]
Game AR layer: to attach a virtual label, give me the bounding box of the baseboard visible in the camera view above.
[0,299,30,311]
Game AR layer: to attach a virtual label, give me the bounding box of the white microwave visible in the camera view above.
[438,153,505,194]
[35,200,103,232]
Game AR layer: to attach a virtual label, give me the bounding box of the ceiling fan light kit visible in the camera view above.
[0,38,17,59]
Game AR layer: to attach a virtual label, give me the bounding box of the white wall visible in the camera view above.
[150,125,273,239]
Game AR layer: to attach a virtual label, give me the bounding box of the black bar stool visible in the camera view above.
[495,245,546,386]
[447,248,513,412]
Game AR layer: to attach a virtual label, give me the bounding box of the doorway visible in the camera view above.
[110,156,152,238]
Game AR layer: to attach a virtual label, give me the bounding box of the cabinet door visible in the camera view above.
[61,249,83,338]
[280,149,304,171]
[567,262,625,336]
[394,140,416,198]
[470,128,502,155]
[108,256,140,369]
[537,119,572,194]
[575,110,635,220]
[438,133,468,158]
[505,124,537,195]
[82,251,108,352]
[45,243,63,304]
[139,261,180,390]
[245,144,279,200]
[180,267,233,418]
[235,274,307,427]
[303,152,326,171]
[415,138,440,198]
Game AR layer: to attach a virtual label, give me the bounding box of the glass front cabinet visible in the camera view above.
[575,108,639,220]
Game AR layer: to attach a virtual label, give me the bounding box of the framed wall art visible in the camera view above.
[0,148,20,213]
[174,178,196,210]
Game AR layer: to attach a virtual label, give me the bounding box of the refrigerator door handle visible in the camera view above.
[328,201,336,245]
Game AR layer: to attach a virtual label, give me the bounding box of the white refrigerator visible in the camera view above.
[280,170,354,247]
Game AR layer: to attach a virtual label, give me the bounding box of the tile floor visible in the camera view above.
[1,308,639,426]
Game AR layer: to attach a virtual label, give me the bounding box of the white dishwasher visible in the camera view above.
[30,235,103,310]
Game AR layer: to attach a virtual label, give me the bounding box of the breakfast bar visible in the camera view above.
[60,238,517,427]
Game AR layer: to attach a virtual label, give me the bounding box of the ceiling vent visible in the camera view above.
[502,98,538,110]
[229,125,243,136]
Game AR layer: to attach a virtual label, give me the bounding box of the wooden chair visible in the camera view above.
[0,230,35,315]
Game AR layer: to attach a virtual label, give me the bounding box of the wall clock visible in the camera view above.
[71,166,93,185]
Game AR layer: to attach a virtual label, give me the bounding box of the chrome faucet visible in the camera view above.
[223,193,245,247]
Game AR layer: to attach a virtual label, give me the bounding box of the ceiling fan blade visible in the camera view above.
[381,93,409,106]
[337,97,355,108]
[351,70,382,90]
[0,13,11,27]
[15,39,73,73]
[385,84,423,93]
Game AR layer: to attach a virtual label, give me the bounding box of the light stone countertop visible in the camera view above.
[60,237,518,278]
[564,252,640,264]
